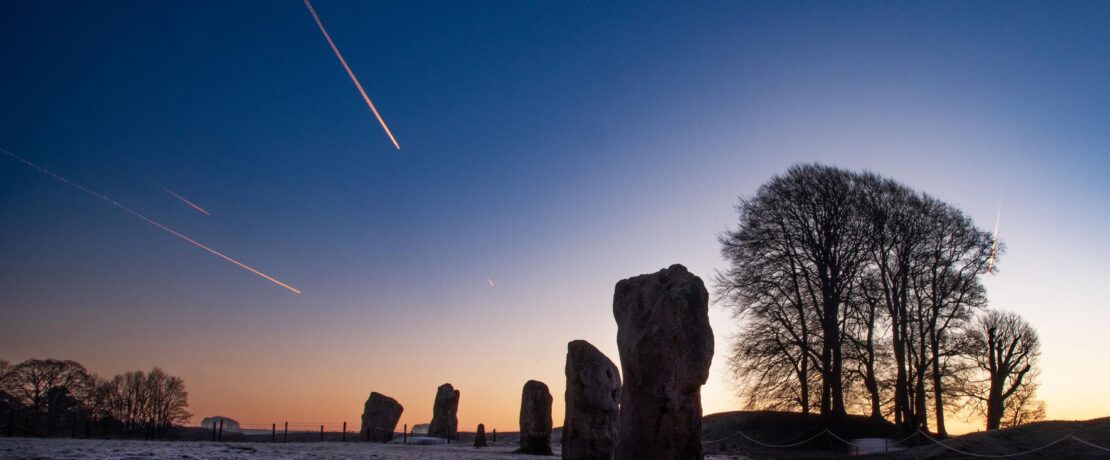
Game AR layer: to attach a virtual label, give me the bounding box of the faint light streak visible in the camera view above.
[1,147,302,294]
[158,185,210,216]
[302,0,401,150]
[987,196,1001,273]
[487,276,495,288]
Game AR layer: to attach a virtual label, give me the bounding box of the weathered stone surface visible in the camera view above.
[517,380,553,455]
[562,340,620,460]
[428,383,460,439]
[360,392,403,443]
[474,423,488,447]
[613,264,714,460]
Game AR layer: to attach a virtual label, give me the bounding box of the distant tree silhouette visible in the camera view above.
[967,310,1042,430]
[0,359,92,435]
[0,358,190,437]
[96,368,191,437]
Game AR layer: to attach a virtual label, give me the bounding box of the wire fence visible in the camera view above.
[195,420,500,445]
[702,427,1110,457]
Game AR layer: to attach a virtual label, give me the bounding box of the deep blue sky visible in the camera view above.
[2,1,1108,431]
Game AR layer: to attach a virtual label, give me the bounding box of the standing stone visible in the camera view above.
[613,264,714,460]
[428,383,461,440]
[474,423,488,447]
[562,340,621,460]
[360,392,403,443]
[517,380,553,455]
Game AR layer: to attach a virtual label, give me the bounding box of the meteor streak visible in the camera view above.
[487,276,495,288]
[1,148,302,294]
[987,197,1001,273]
[302,0,401,150]
[159,185,210,215]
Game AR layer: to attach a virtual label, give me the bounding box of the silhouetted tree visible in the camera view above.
[720,165,1009,434]
[0,358,190,437]
[843,273,891,419]
[718,164,869,420]
[95,368,190,437]
[0,359,92,435]
[967,310,1042,430]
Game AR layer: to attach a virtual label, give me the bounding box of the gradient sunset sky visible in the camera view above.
[2,1,1108,435]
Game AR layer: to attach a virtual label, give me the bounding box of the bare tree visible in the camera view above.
[913,197,993,436]
[144,367,191,433]
[0,359,93,434]
[1000,374,1045,428]
[842,273,890,419]
[967,310,1041,430]
[718,164,869,420]
[856,173,933,434]
[719,165,1028,435]
[728,314,819,413]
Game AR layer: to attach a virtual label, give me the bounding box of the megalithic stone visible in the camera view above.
[360,392,403,443]
[562,340,620,460]
[474,423,489,447]
[517,380,553,455]
[428,383,460,440]
[613,264,714,460]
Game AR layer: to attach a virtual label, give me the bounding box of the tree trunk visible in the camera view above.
[931,353,948,437]
[986,376,1005,430]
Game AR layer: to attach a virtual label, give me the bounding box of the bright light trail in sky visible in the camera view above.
[488,276,495,288]
[1,147,302,294]
[302,0,401,150]
[159,185,210,215]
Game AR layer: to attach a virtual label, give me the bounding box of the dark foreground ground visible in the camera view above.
[704,411,1110,459]
[2,412,1108,459]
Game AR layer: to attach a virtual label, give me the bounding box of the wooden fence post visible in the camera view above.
[320,425,324,442]
[211,421,217,441]
[493,428,496,442]
[272,423,276,442]
[403,424,407,444]
[342,421,346,441]
[284,422,288,443]
[218,419,224,441]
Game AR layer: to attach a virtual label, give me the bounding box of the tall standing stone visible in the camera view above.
[562,340,620,460]
[517,380,553,455]
[428,383,460,440]
[613,264,714,460]
[360,392,403,443]
[474,423,489,447]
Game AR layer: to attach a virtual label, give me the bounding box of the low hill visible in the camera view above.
[701,411,898,458]
[885,417,1110,459]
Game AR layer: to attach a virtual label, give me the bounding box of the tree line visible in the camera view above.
[716,164,1042,436]
[0,358,191,438]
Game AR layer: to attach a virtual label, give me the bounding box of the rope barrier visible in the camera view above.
[915,430,1073,458]
[824,430,864,447]
[890,430,920,446]
[701,426,1110,457]
[702,428,828,448]
[1070,436,1110,453]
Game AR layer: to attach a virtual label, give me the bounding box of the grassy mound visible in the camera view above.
[701,410,898,458]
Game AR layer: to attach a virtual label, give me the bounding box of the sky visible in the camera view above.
[1,0,1108,435]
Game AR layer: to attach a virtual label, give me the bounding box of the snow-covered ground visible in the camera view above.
[0,438,745,459]
[1,438,527,459]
